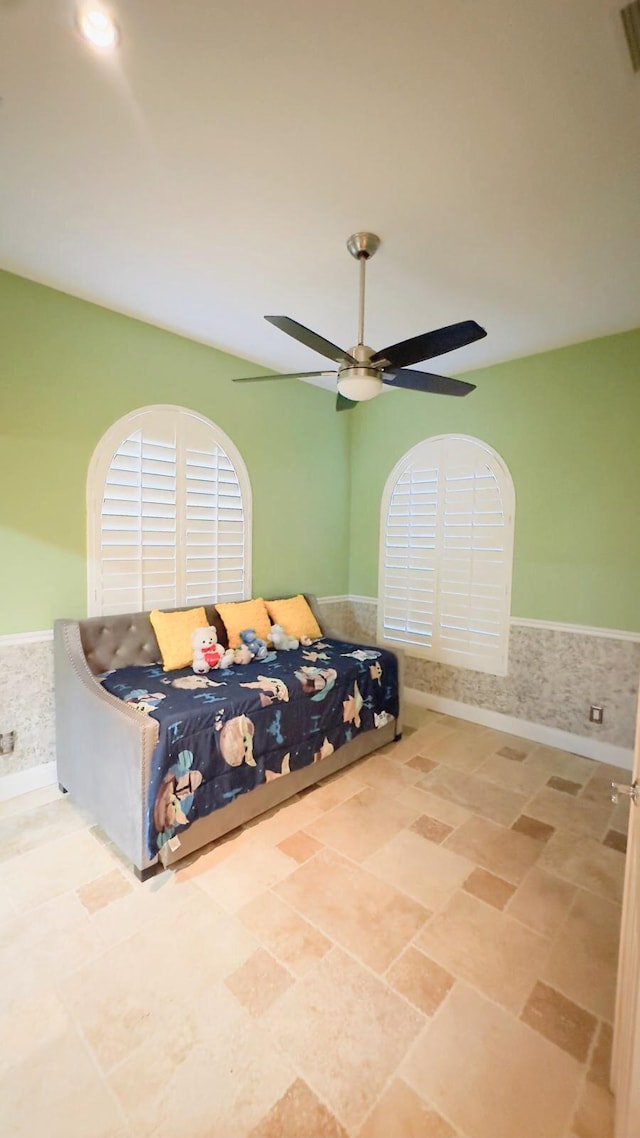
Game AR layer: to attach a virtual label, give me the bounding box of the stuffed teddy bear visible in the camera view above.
[239,628,268,661]
[191,627,234,673]
[270,623,299,651]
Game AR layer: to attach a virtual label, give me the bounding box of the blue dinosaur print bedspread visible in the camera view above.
[100,638,399,856]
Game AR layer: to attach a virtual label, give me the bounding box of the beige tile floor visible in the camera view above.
[0,708,628,1138]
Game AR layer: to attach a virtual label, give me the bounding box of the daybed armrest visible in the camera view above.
[54,620,159,871]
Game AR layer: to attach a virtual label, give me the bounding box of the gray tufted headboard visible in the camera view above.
[77,596,331,676]
[78,604,227,675]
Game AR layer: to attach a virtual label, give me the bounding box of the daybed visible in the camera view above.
[54,597,403,879]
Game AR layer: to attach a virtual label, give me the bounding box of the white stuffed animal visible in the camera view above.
[270,624,299,651]
[191,627,234,673]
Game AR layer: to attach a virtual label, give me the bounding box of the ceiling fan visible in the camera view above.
[233,233,487,411]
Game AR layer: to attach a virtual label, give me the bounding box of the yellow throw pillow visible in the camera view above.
[265,595,322,642]
[150,607,209,672]
[215,598,271,650]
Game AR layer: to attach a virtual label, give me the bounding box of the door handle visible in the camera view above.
[610,780,638,805]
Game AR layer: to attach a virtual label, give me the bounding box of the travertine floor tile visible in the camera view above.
[388,721,455,762]
[463,867,516,909]
[0,893,103,1015]
[497,745,527,761]
[262,948,422,1131]
[416,890,550,1013]
[395,785,472,827]
[61,895,257,1070]
[76,868,133,914]
[226,947,294,1016]
[572,1080,615,1138]
[406,753,439,774]
[242,794,325,845]
[444,814,541,884]
[307,785,420,862]
[238,890,332,976]
[356,753,422,792]
[547,775,582,796]
[0,797,87,863]
[603,828,627,854]
[110,982,295,1138]
[419,731,491,773]
[401,982,582,1138]
[1,717,629,1138]
[542,890,621,1020]
[539,830,626,902]
[476,752,549,797]
[511,814,555,842]
[520,980,597,1062]
[0,989,70,1080]
[358,1078,456,1138]
[401,704,438,731]
[525,787,612,840]
[420,766,527,827]
[385,946,455,1016]
[364,829,474,910]
[0,880,17,925]
[588,1021,613,1088]
[410,814,454,844]
[481,729,536,757]
[507,867,576,937]
[276,847,428,973]
[0,783,61,820]
[303,771,363,812]
[176,824,254,876]
[526,747,596,784]
[581,762,628,805]
[90,868,195,947]
[5,830,117,912]
[249,1078,348,1138]
[0,1025,126,1138]
[196,839,298,910]
[277,830,324,863]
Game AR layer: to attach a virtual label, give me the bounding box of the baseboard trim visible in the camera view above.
[404,687,634,771]
[0,760,58,802]
[0,629,53,648]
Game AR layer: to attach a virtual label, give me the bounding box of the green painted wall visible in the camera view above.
[0,270,350,634]
[348,327,640,632]
[2,269,638,636]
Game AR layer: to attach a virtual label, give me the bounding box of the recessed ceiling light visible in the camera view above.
[77,4,119,49]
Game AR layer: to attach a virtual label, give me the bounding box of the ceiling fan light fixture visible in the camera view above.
[336,367,383,402]
[77,3,119,49]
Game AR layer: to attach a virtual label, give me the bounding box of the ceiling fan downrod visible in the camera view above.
[346,232,381,347]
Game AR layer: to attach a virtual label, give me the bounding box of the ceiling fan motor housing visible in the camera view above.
[337,343,384,401]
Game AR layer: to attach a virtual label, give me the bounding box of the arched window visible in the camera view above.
[87,405,251,616]
[379,435,515,676]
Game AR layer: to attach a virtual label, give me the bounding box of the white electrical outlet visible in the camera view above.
[0,731,16,755]
[589,705,604,725]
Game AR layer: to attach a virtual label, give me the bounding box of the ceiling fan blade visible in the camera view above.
[265,316,357,366]
[371,320,486,369]
[383,368,476,397]
[233,371,333,383]
[336,394,358,412]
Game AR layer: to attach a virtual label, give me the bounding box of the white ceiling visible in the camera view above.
[1,0,639,388]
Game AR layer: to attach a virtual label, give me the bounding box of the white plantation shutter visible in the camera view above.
[88,406,251,616]
[379,435,514,675]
